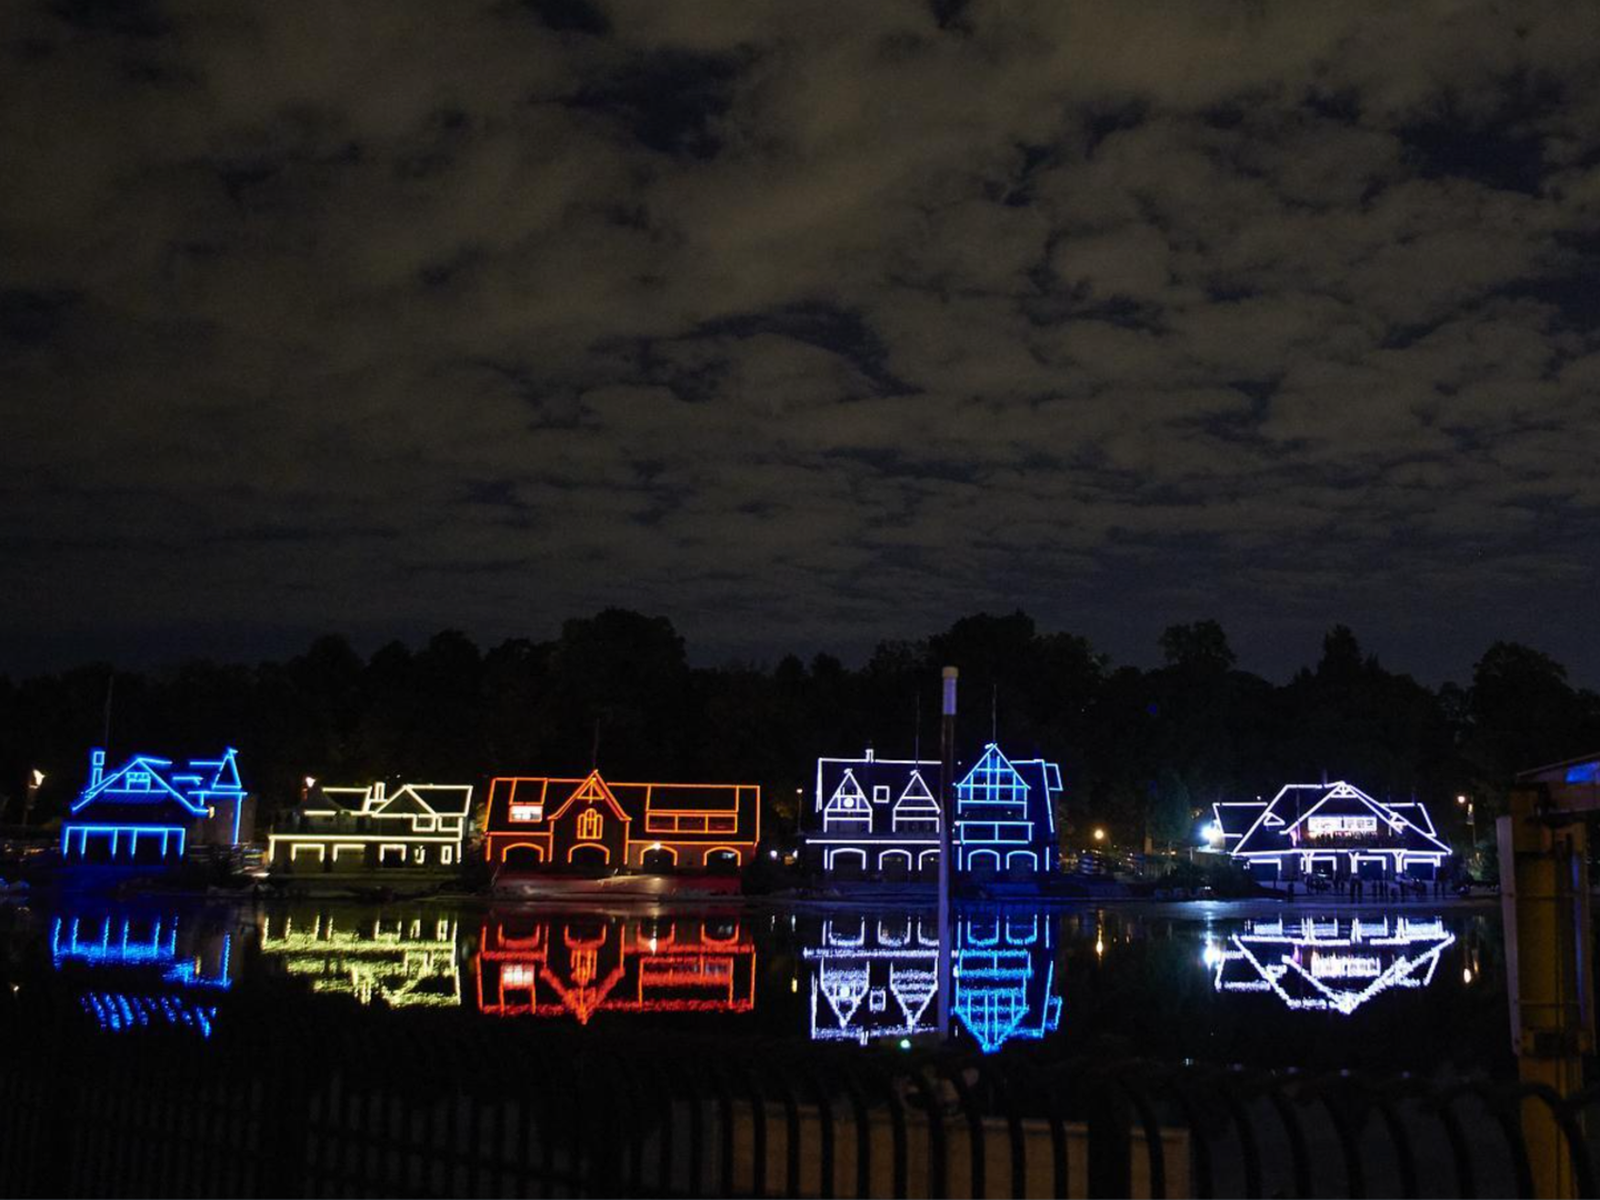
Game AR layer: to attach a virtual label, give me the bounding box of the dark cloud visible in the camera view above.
[2,0,1599,683]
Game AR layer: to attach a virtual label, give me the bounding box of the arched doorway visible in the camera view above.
[502,844,545,870]
[568,843,610,873]
[640,847,677,874]
[704,848,741,873]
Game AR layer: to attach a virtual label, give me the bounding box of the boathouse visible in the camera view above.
[482,771,760,872]
[61,747,253,863]
[802,743,1063,880]
[267,781,473,871]
[1212,781,1451,883]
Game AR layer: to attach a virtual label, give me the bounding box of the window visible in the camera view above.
[414,815,436,832]
[577,809,603,840]
[873,786,890,804]
[441,846,454,865]
[413,845,426,863]
[510,803,543,823]
[126,771,152,790]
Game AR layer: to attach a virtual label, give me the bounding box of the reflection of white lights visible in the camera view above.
[1209,915,1454,1016]
[1202,939,1222,968]
[1463,967,1473,984]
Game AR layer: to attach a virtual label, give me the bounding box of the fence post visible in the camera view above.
[1087,1079,1132,1198]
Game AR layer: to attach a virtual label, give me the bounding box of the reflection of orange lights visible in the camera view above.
[476,915,757,1024]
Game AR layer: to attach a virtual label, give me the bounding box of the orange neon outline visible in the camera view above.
[484,771,761,868]
[476,917,757,1022]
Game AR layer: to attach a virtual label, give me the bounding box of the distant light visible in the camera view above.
[1095,938,1105,957]
[1203,821,1224,845]
[1093,828,1106,843]
[898,1037,912,1051]
[304,776,317,789]
[1456,795,1467,806]
[1462,967,1473,984]
[790,977,798,994]
[769,849,779,859]
[29,769,45,787]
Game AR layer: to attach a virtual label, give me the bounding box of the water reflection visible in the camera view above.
[1206,914,1456,1016]
[50,908,234,1036]
[475,912,757,1023]
[257,911,461,1007]
[803,912,1063,1053]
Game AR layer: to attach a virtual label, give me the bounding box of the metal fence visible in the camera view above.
[2,977,1597,1198]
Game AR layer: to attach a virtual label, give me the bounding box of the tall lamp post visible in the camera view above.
[936,666,957,1041]
[23,769,44,826]
[1457,794,1475,879]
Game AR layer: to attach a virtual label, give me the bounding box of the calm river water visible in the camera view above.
[0,894,1513,1076]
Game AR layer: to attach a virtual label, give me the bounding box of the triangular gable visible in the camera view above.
[190,748,242,794]
[370,788,434,817]
[823,769,870,815]
[410,784,473,816]
[545,772,632,824]
[1233,784,1329,853]
[894,771,939,813]
[957,744,1029,802]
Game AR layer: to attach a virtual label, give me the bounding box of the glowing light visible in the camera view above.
[1221,782,1452,881]
[476,913,756,1022]
[485,771,760,872]
[258,912,461,1007]
[802,914,1061,1053]
[63,747,246,860]
[1463,966,1473,984]
[805,745,1062,878]
[1209,915,1455,1015]
[1092,828,1106,842]
[269,780,472,870]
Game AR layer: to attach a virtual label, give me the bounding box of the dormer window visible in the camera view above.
[126,771,152,790]
[510,803,543,823]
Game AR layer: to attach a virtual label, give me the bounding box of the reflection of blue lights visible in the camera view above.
[803,912,1062,1053]
[1209,915,1455,1016]
[51,913,232,1035]
[81,992,216,1037]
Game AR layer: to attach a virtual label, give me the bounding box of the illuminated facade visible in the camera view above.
[802,912,1062,1052]
[62,747,252,863]
[475,912,756,1022]
[806,750,944,876]
[1206,915,1455,1015]
[1213,781,1451,883]
[51,909,234,1036]
[257,911,461,1007]
[267,781,473,871]
[483,771,760,872]
[802,744,1062,879]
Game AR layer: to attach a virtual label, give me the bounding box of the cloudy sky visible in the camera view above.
[4,0,1599,682]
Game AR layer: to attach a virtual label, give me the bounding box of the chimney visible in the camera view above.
[90,748,105,789]
[865,745,875,762]
[373,781,386,803]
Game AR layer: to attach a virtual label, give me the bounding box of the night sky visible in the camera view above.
[4,1,1599,683]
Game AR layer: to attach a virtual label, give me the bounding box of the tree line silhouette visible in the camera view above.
[2,609,1597,850]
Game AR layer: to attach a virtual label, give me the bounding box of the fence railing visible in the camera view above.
[1,975,1597,1198]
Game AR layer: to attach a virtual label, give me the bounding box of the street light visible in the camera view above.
[23,769,45,825]
[1092,827,1106,843]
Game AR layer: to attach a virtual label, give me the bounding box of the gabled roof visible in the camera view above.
[316,782,474,818]
[1211,801,1267,842]
[73,750,244,818]
[545,772,632,824]
[1233,782,1450,858]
